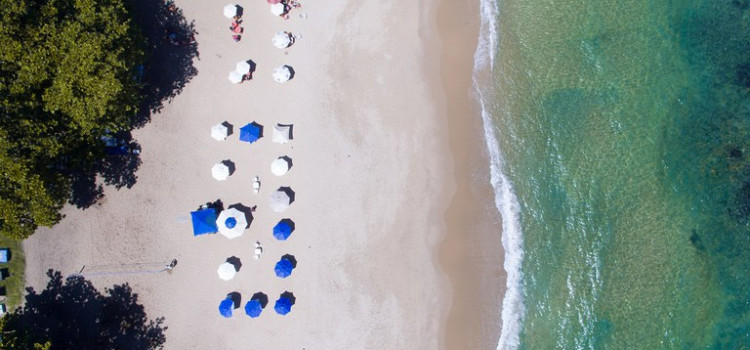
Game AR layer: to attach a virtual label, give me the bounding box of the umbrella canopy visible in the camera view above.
[271,157,290,176]
[272,32,292,49]
[274,296,293,315]
[274,258,294,278]
[211,123,228,141]
[244,300,263,318]
[273,65,291,83]
[270,3,285,16]
[223,4,238,18]
[239,122,263,144]
[228,70,244,84]
[216,208,247,239]
[219,298,234,318]
[236,61,251,74]
[269,190,291,212]
[273,219,294,240]
[190,208,218,236]
[273,124,292,144]
[217,262,237,281]
[212,162,230,181]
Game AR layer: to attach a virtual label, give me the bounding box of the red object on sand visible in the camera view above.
[267,0,282,4]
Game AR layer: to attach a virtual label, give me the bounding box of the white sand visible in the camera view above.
[24,0,458,348]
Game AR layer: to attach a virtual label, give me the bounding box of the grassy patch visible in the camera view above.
[0,236,25,311]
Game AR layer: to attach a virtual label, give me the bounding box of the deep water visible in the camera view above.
[482,0,750,348]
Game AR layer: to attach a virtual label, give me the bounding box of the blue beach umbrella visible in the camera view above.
[274,258,294,278]
[219,298,234,318]
[244,299,263,318]
[190,208,218,236]
[274,296,293,315]
[239,122,263,144]
[273,219,294,241]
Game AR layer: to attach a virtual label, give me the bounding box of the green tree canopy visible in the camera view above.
[0,0,144,238]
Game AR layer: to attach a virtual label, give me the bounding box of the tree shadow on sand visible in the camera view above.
[1,270,167,349]
[68,0,199,209]
[128,0,200,126]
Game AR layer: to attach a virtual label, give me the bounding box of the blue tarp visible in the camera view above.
[191,208,218,236]
[0,249,8,263]
[239,122,262,144]
[274,297,293,315]
[244,300,263,318]
[273,220,293,241]
[219,298,234,318]
[274,258,294,278]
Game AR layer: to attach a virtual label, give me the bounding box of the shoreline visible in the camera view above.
[435,0,506,348]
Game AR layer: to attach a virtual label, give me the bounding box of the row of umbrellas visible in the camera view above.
[219,291,296,318]
[212,156,290,181]
[217,254,296,281]
[211,122,292,144]
[223,3,288,19]
[191,207,295,238]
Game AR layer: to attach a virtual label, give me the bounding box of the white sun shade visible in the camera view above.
[212,162,230,181]
[224,4,238,18]
[272,32,292,49]
[271,157,290,176]
[211,123,228,141]
[217,262,237,280]
[273,65,291,83]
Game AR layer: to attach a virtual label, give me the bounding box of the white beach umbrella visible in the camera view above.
[217,262,237,281]
[269,190,291,212]
[224,4,238,18]
[212,162,230,181]
[272,32,292,49]
[273,65,292,83]
[211,123,229,141]
[216,208,247,239]
[236,61,251,74]
[271,157,290,176]
[270,3,285,16]
[228,70,244,84]
[272,124,292,144]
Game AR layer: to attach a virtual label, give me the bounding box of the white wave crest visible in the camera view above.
[472,0,526,349]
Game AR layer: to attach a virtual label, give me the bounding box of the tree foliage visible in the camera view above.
[0,0,143,238]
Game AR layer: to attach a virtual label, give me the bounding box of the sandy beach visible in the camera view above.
[24,0,504,348]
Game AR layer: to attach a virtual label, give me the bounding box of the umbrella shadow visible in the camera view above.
[226,256,242,272]
[202,199,224,212]
[251,292,269,308]
[287,66,296,80]
[222,121,234,137]
[280,291,296,305]
[235,5,244,17]
[278,187,296,204]
[245,59,257,79]
[279,156,293,171]
[227,292,241,309]
[228,203,254,228]
[222,159,236,175]
[281,254,297,268]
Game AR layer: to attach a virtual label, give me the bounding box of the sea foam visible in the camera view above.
[472,0,525,348]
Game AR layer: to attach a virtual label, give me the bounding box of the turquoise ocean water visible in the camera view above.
[474,0,750,348]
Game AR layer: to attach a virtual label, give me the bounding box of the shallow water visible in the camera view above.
[477,0,750,348]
